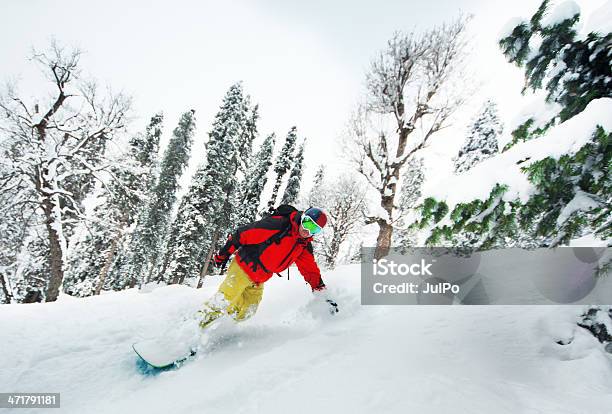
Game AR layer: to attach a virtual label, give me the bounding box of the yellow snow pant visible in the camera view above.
[197,259,263,329]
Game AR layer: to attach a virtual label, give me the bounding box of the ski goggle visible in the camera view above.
[301,215,323,236]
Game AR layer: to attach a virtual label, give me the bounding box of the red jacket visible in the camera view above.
[218,211,325,290]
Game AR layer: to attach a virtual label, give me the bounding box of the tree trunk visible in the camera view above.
[34,100,69,302]
[128,273,137,288]
[197,229,219,289]
[0,272,13,304]
[374,192,396,259]
[94,233,121,295]
[23,290,43,303]
[326,231,343,269]
[372,91,410,260]
[374,221,393,260]
[42,195,66,302]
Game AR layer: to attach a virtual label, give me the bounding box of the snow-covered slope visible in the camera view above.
[1,265,611,414]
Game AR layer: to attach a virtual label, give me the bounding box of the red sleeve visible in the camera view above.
[295,243,325,290]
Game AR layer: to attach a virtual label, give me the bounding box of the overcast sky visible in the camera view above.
[2,0,605,186]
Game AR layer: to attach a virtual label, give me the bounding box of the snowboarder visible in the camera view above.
[197,205,338,328]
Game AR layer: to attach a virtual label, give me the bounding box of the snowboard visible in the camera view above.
[132,338,197,369]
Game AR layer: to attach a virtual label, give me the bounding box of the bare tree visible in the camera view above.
[318,175,367,268]
[346,17,471,259]
[0,41,131,302]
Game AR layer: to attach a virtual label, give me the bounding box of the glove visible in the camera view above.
[313,285,339,315]
[213,253,229,270]
[312,278,326,292]
[326,299,339,315]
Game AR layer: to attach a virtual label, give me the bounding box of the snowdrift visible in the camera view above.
[1,264,611,414]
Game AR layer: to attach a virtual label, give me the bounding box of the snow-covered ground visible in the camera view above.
[1,264,611,414]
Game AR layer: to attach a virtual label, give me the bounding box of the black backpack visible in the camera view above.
[264,204,298,219]
[261,204,298,247]
[240,204,299,278]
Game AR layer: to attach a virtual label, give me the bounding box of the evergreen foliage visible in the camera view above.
[64,114,163,296]
[125,110,195,287]
[394,157,425,251]
[499,0,611,151]
[235,133,275,227]
[160,84,255,284]
[454,101,502,173]
[305,165,326,209]
[267,127,298,210]
[281,143,305,205]
[413,0,611,250]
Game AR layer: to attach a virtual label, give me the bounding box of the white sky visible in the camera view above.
[2,0,606,189]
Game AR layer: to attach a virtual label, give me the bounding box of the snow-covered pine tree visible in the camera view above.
[106,113,164,288]
[298,164,329,263]
[125,110,195,288]
[266,127,298,210]
[499,0,611,151]
[414,0,611,250]
[394,157,425,252]
[63,197,114,297]
[280,142,305,205]
[130,113,163,193]
[224,102,262,232]
[160,83,253,285]
[234,133,275,227]
[0,42,130,302]
[454,101,502,173]
[496,0,612,344]
[236,104,259,176]
[212,102,260,239]
[64,114,163,296]
[306,165,326,208]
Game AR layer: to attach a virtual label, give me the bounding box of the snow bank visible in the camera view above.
[1,264,612,413]
[424,98,612,207]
